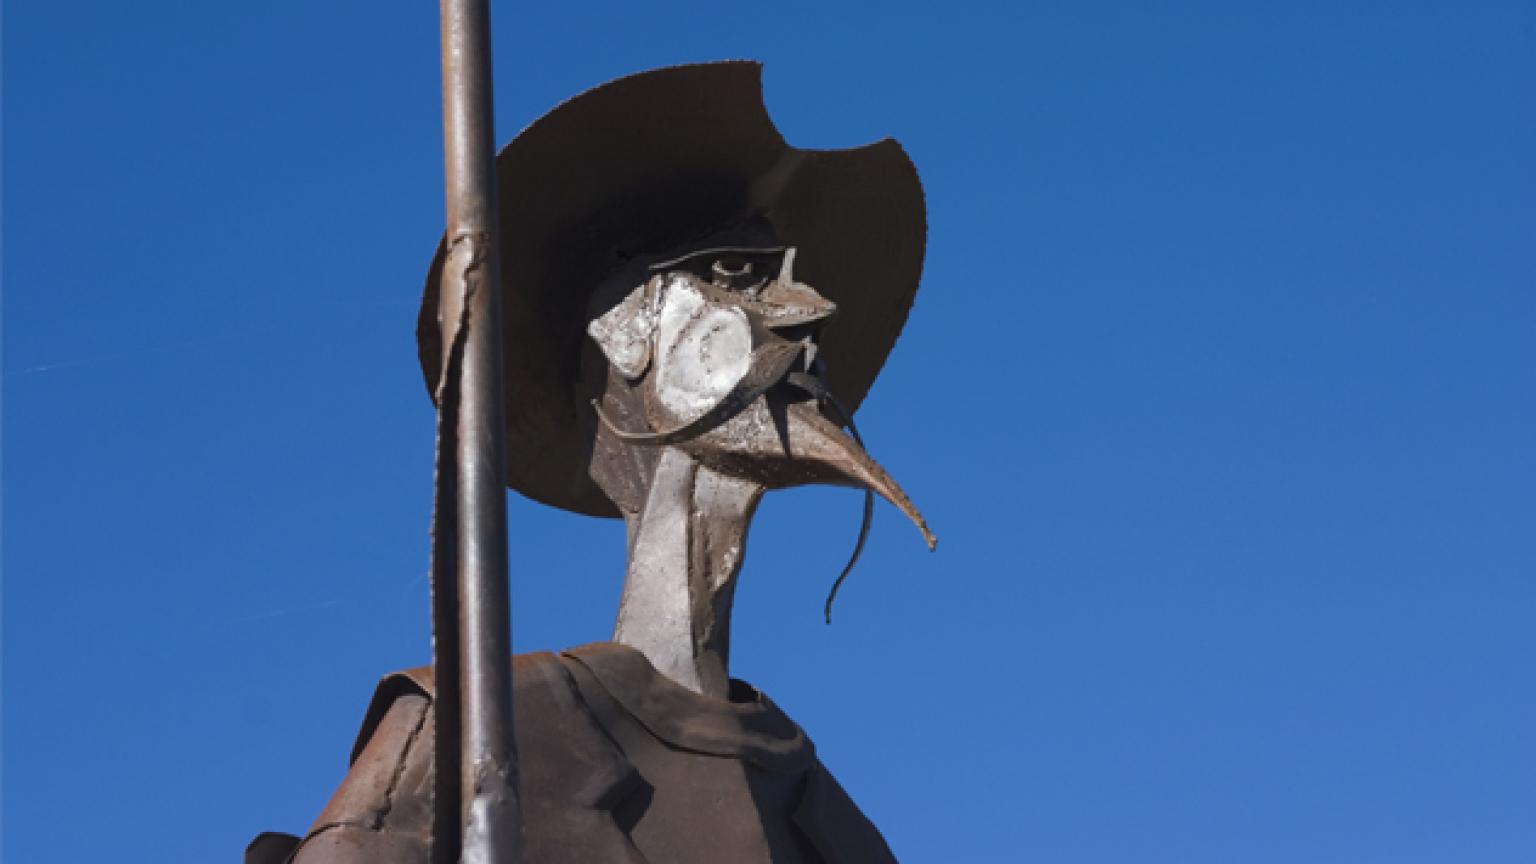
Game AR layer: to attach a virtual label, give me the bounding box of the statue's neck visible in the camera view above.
[611,447,763,698]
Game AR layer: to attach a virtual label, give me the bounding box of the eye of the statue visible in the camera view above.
[706,255,769,292]
[711,256,753,279]
[651,247,787,294]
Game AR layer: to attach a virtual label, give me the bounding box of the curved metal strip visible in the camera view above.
[783,371,875,624]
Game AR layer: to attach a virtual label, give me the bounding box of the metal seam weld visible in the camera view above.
[434,231,489,400]
[428,244,476,862]
[373,700,433,829]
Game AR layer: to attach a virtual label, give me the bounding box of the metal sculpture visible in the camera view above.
[589,239,935,697]
[249,61,932,864]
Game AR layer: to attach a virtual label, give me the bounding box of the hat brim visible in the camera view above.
[419,61,926,518]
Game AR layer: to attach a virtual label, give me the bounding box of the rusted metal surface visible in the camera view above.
[588,237,934,694]
[416,61,927,519]
[263,62,934,862]
[284,645,896,863]
[417,59,931,700]
[432,0,521,861]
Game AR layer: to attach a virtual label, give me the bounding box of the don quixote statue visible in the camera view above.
[251,52,933,864]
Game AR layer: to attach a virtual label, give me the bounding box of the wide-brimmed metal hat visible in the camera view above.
[418,61,926,517]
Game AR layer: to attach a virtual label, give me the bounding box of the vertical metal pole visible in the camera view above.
[435,0,523,861]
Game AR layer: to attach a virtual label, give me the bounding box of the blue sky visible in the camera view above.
[4,1,1534,861]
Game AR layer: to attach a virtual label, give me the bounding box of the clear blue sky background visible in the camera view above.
[4,1,1533,861]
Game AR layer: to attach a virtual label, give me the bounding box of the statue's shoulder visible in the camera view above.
[349,652,572,764]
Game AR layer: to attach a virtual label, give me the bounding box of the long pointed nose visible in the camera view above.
[687,394,936,551]
[781,399,937,550]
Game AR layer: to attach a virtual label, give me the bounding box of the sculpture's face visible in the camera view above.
[587,245,933,547]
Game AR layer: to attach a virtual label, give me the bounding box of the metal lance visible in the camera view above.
[431,0,524,861]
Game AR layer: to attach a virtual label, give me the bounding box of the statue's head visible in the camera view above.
[583,225,933,550]
[418,61,932,567]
